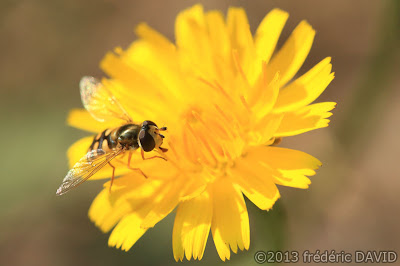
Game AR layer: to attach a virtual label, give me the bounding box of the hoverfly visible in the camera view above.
[56,76,168,196]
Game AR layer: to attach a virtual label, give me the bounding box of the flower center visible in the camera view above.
[180,107,245,173]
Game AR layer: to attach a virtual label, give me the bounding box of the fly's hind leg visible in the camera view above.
[108,161,116,193]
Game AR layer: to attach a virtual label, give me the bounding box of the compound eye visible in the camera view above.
[138,129,156,152]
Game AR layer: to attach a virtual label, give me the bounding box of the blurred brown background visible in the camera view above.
[0,0,399,265]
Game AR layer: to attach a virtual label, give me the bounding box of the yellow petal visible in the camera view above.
[205,10,230,65]
[251,146,321,170]
[67,109,122,133]
[248,113,284,146]
[134,23,175,52]
[230,157,280,210]
[245,146,321,189]
[88,189,129,233]
[274,102,336,136]
[265,20,315,87]
[255,8,289,65]
[178,176,208,201]
[107,180,170,251]
[251,70,280,119]
[108,213,148,251]
[274,169,314,189]
[101,45,183,124]
[125,24,188,107]
[211,178,250,261]
[172,190,212,261]
[88,174,151,233]
[98,173,197,233]
[274,57,334,112]
[227,7,256,84]
[140,179,181,228]
[94,176,170,251]
[175,5,217,78]
[175,4,206,51]
[100,54,169,116]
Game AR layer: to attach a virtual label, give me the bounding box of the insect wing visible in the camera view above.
[80,76,132,123]
[56,148,124,196]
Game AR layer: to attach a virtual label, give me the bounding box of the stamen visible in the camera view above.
[182,129,196,162]
[240,95,251,113]
[187,123,217,166]
[214,104,240,138]
[163,140,184,172]
[166,140,179,160]
[198,77,234,104]
[191,109,230,143]
[190,110,234,161]
[232,50,251,98]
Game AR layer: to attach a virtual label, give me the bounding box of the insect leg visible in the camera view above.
[108,161,116,193]
[127,152,148,179]
[159,147,168,153]
[141,148,167,161]
[272,137,282,146]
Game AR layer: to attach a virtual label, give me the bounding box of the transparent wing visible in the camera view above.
[56,148,124,196]
[80,76,133,123]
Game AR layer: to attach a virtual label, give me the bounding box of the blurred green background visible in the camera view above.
[1,0,399,265]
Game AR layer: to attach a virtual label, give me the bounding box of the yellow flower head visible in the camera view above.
[66,4,335,261]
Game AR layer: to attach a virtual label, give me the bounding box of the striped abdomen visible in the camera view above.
[89,128,119,153]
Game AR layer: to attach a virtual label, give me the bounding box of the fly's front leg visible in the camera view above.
[127,152,148,179]
[141,149,167,161]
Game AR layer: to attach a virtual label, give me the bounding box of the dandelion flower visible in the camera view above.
[66,4,335,261]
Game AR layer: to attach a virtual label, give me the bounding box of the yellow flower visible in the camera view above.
[67,4,335,261]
